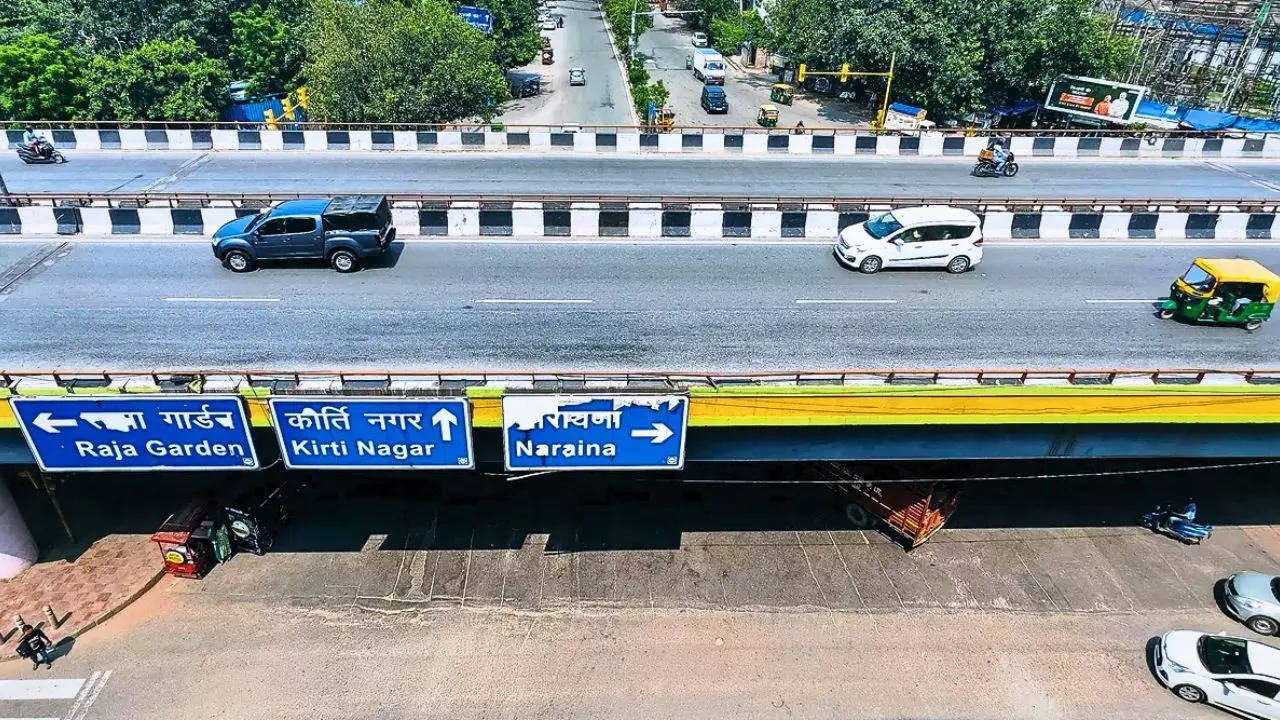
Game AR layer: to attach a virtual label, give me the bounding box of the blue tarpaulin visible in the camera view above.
[1136,98,1183,121]
[1181,108,1239,131]
[988,100,1038,117]
[222,96,307,124]
[1233,116,1280,132]
[889,102,924,117]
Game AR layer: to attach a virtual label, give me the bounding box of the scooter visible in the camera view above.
[1140,502,1213,544]
[16,139,67,165]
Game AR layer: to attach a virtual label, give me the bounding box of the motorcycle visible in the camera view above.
[1140,502,1213,544]
[971,148,1017,177]
[17,139,67,165]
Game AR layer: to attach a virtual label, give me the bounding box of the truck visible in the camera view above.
[212,195,396,273]
[692,48,726,85]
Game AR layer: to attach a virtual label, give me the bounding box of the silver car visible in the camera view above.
[1226,572,1280,635]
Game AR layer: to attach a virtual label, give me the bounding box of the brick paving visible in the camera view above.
[0,534,160,659]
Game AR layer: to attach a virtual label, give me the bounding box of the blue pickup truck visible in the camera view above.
[212,195,396,273]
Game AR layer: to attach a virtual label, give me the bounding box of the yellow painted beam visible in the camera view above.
[3,384,1280,431]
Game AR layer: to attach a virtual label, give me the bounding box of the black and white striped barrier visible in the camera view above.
[9,128,1280,158]
[2,203,1278,240]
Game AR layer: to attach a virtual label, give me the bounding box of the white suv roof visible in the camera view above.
[888,205,980,227]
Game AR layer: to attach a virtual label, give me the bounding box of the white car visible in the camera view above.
[1154,630,1280,718]
[692,31,708,47]
[569,68,585,86]
[833,205,983,274]
[541,19,556,30]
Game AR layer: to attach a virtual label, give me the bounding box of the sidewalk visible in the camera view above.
[0,534,161,661]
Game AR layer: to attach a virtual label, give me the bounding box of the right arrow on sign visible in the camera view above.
[631,422,673,444]
[431,408,458,442]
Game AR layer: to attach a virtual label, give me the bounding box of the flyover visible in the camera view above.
[5,152,1280,198]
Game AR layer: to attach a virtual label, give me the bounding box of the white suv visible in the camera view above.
[833,205,983,274]
[1154,630,1280,718]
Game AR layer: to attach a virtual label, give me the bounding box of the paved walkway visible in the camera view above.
[0,534,160,661]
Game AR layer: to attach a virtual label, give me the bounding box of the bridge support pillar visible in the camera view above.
[0,473,38,580]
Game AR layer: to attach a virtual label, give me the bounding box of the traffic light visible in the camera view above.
[295,86,309,109]
[281,96,296,121]
[263,108,278,130]
[840,63,850,83]
[797,64,806,83]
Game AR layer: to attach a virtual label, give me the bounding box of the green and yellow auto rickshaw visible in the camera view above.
[756,104,779,128]
[1157,257,1278,332]
[770,83,794,105]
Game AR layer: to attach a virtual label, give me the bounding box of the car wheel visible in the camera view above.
[1173,684,1206,703]
[858,255,883,274]
[946,256,970,274]
[1158,308,1175,319]
[1248,616,1279,635]
[224,250,254,272]
[330,248,359,273]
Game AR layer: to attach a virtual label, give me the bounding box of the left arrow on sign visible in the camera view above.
[432,408,458,442]
[33,412,78,434]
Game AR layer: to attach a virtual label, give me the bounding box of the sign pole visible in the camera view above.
[877,52,896,129]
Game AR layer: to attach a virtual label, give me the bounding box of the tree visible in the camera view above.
[0,33,87,119]
[85,37,230,120]
[15,0,263,56]
[303,0,509,123]
[692,0,736,32]
[229,4,303,95]
[767,0,1131,119]
[474,0,540,69]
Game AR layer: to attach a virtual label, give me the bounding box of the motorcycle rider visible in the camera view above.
[22,126,43,157]
[990,139,1009,174]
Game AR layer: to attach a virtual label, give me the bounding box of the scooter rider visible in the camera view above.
[22,126,42,156]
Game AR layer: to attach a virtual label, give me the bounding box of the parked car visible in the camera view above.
[541,19,556,30]
[692,31,708,47]
[1153,630,1280,718]
[212,196,395,273]
[833,206,983,274]
[569,68,586,86]
[507,70,542,98]
[700,85,728,113]
[1225,572,1280,635]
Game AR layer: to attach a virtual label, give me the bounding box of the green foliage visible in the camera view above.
[692,0,736,31]
[15,0,256,56]
[626,59,668,118]
[0,33,86,119]
[230,4,303,95]
[709,12,768,55]
[602,0,650,56]
[303,0,509,123]
[768,0,1133,119]
[474,0,541,69]
[85,37,230,120]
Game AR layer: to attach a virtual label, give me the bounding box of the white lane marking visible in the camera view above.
[478,298,592,304]
[163,297,280,303]
[796,299,898,304]
[66,669,111,720]
[1084,299,1158,304]
[0,678,85,700]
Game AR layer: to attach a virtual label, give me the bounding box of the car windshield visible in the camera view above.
[864,212,903,239]
[246,212,268,230]
[1199,635,1253,675]
[1271,578,1280,603]
[1181,264,1216,292]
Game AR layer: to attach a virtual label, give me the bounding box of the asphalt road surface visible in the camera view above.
[4,152,1280,198]
[0,240,1276,370]
[497,0,632,126]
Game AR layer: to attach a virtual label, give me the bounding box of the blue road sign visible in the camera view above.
[10,396,258,472]
[502,395,688,471]
[269,398,474,470]
[456,5,494,33]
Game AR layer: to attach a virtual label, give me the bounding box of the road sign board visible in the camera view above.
[456,5,494,33]
[269,397,474,470]
[502,394,688,471]
[10,395,258,472]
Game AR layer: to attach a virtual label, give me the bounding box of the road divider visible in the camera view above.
[9,126,1280,159]
[1,194,1278,241]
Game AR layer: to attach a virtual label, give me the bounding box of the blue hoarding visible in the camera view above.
[456,5,494,33]
[269,398,473,469]
[502,395,688,471]
[10,396,258,472]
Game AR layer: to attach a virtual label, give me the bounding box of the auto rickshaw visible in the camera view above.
[770,83,794,105]
[756,104,779,128]
[1157,257,1278,332]
[656,105,676,132]
[541,47,554,64]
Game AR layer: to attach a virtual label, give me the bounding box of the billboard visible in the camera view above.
[1045,75,1148,125]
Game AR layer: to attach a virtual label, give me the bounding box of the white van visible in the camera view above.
[692,48,726,84]
[833,206,983,274]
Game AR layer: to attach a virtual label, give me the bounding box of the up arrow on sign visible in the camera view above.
[630,422,673,444]
[431,408,458,442]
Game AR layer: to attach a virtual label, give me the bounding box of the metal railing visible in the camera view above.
[3,119,1275,138]
[0,192,1275,213]
[2,369,1277,392]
